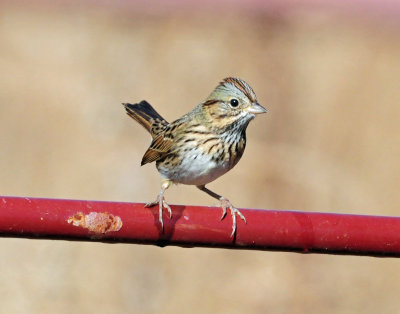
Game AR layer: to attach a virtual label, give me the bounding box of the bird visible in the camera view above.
[123,77,267,236]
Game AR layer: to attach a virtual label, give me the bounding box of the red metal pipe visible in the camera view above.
[1,195,400,257]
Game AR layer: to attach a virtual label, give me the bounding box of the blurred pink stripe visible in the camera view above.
[2,0,400,14]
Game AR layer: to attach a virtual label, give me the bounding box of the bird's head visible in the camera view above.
[201,77,267,130]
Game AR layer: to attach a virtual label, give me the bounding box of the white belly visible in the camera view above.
[157,150,230,186]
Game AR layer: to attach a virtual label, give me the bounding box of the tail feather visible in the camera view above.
[123,101,168,138]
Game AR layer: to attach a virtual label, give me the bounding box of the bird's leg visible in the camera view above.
[197,185,246,237]
[145,179,172,230]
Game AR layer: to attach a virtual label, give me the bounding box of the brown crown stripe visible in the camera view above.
[223,77,256,103]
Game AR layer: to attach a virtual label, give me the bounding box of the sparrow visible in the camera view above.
[123,77,267,236]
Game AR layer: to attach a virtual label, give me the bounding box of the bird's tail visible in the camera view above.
[123,101,168,138]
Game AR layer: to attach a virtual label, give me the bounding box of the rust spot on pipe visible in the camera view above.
[68,212,123,234]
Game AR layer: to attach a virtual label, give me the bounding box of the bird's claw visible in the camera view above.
[220,205,227,220]
[219,197,246,237]
[145,195,172,230]
[163,200,172,218]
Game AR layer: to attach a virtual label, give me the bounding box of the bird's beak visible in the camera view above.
[247,102,268,114]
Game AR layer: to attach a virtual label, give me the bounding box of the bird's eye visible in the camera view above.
[230,99,239,107]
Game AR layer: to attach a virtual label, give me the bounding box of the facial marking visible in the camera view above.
[221,77,257,103]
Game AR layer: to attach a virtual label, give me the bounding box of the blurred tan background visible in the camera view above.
[1,1,400,313]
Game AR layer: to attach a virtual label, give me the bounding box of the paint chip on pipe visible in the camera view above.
[68,212,123,234]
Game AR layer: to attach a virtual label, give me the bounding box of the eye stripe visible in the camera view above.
[203,99,219,106]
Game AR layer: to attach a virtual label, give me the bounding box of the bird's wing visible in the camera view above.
[141,132,174,165]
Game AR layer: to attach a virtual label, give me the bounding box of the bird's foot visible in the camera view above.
[145,195,172,230]
[219,197,247,237]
